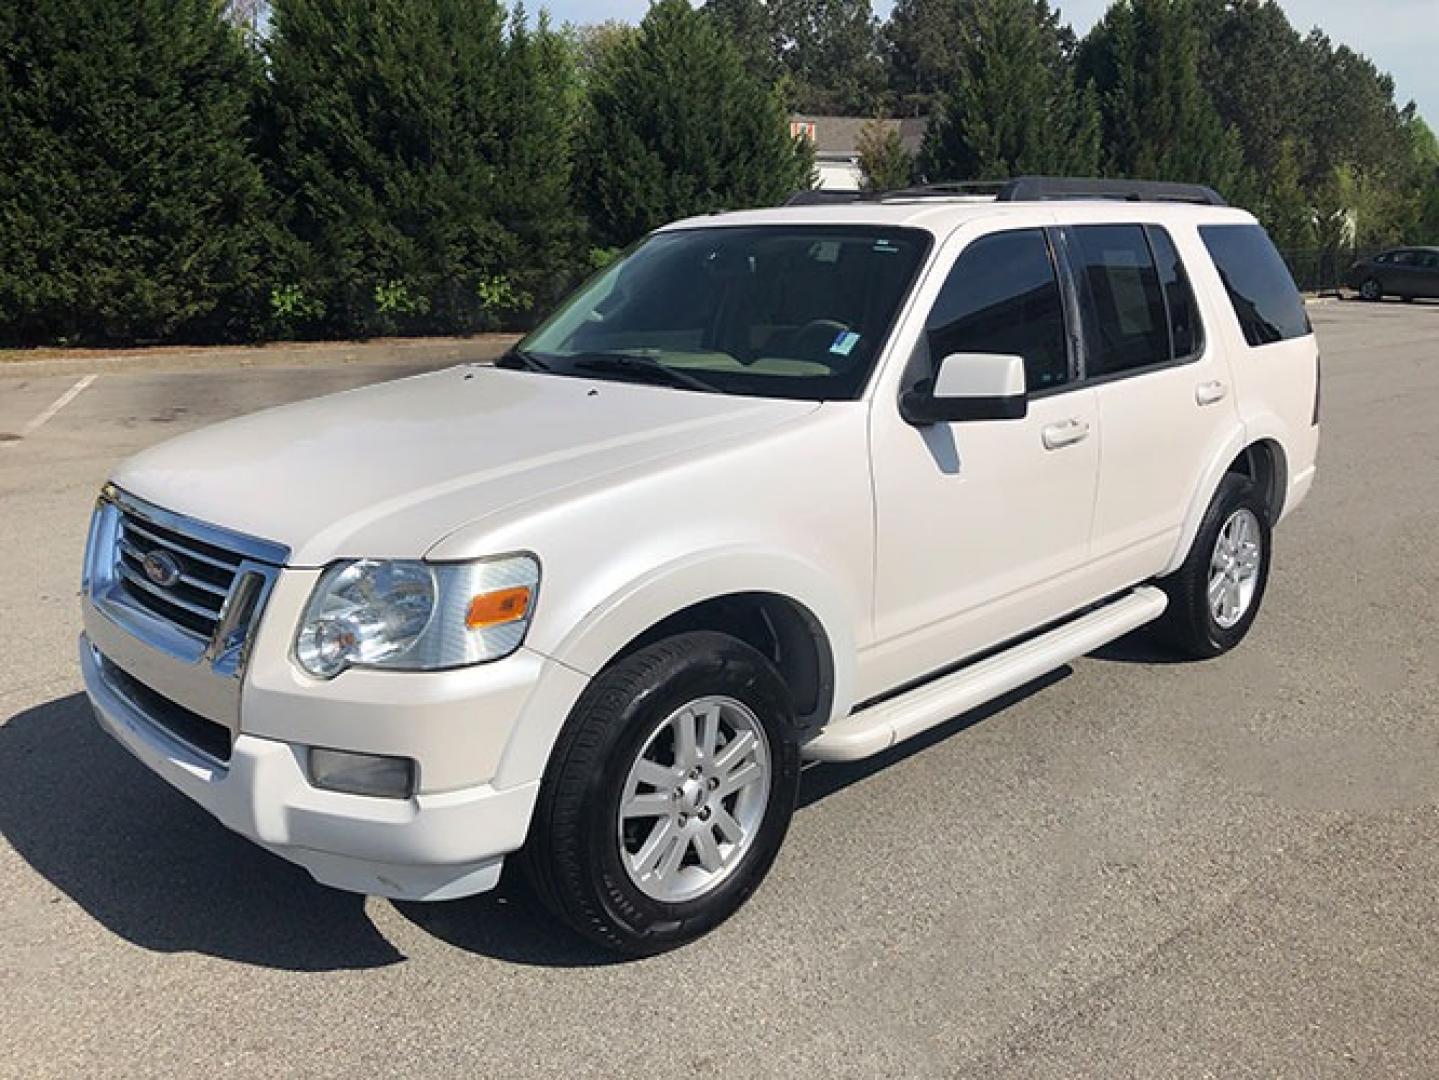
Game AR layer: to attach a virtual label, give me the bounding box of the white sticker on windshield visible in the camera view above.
[830,331,862,356]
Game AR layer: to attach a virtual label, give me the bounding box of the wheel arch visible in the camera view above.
[493,550,857,790]
[604,590,837,731]
[1236,438,1287,523]
[1163,431,1289,577]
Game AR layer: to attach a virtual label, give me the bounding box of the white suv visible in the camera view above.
[80,178,1319,953]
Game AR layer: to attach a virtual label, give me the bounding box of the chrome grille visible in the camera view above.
[85,486,289,682]
[114,510,243,639]
[83,486,289,757]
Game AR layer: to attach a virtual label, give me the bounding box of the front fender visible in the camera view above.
[547,545,856,706]
[491,547,859,789]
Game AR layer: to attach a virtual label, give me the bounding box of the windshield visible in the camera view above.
[515,226,931,401]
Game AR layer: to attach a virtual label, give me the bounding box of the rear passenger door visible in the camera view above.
[1063,223,1239,589]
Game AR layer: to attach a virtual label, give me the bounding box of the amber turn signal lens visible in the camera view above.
[465,586,532,630]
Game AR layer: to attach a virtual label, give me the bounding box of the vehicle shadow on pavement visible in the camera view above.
[0,693,405,972]
[0,666,1127,971]
[1087,627,1191,665]
[391,881,619,968]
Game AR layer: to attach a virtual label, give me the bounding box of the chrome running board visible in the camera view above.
[803,586,1169,763]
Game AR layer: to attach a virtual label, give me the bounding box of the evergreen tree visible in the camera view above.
[267,0,512,337]
[1300,31,1411,191]
[771,0,887,114]
[920,0,1099,181]
[856,120,916,190]
[1294,32,1417,248]
[495,7,586,321]
[1188,0,1310,241]
[703,0,886,114]
[884,0,973,118]
[1193,0,1311,180]
[1077,0,1244,195]
[571,21,639,86]
[0,0,268,346]
[1256,138,1315,249]
[1407,117,1439,243]
[702,0,783,86]
[577,0,812,249]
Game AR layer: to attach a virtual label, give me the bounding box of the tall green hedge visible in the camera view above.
[577,0,813,249]
[0,0,269,347]
[0,0,1432,349]
[266,0,513,338]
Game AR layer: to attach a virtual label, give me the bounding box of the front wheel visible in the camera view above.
[1155,473,1272,658]
[523,631,801,955]
[1360,278,1383,302]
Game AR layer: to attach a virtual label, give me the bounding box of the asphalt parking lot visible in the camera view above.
[2,302,1437,1078]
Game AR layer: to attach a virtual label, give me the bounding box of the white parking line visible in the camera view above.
[3,374,98,443]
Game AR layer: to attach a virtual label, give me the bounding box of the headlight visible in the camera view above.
[294,554,539,678]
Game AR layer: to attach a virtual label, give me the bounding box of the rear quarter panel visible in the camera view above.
[1174,221,1319,562]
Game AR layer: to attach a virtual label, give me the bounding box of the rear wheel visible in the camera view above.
[523,631,800,955]
[1155,473,1272,658]
[1360,278,1383,301]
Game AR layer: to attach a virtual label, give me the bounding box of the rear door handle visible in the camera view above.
[1041,419,1090,450]
[1195,380,1228,406]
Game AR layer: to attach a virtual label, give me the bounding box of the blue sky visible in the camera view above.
[538,0,1435,124]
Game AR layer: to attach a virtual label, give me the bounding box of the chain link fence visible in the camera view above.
[1277,246,1386,295]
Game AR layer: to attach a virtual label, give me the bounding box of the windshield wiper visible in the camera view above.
[495,346,551,372]
[566,352,718,393]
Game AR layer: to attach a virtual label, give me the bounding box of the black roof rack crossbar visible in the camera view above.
[785,189,879,206]
[783,176,1227,208]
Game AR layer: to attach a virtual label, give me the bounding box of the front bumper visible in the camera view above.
[81,635,543,900]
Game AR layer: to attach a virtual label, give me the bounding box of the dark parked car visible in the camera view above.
[1346,247,1439,301]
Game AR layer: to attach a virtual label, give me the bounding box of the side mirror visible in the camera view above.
[900,352,1028,425]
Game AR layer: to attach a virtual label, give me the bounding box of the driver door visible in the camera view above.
[865,226,1100,699]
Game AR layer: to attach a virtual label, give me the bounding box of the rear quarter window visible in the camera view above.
[1199,224,1311,347]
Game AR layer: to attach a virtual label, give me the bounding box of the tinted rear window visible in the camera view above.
[1199,224,1311,347]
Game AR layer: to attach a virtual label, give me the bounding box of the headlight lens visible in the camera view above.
[294,554,539,678]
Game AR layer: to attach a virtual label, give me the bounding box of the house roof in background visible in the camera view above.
[790,115,928,159]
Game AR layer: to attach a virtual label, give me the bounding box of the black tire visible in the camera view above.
[1155,472,1272,659]
[1360,278,1383,302]
[523,630,801,955]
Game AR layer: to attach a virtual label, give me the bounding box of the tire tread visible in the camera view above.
[523,631,797,954]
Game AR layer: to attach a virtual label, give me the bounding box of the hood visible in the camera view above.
[112,366,817,566]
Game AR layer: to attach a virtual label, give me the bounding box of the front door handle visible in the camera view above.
[1196,380,1228,406]
[1042,419,1091,450]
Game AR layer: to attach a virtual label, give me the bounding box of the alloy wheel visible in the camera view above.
[1208,507,1262,629]
[617,695,772,903]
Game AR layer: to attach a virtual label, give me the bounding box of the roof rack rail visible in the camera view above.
[782,176,1227,208]
[784,182,1006,207]
[785,189,880,206]
[884,181,1009,199]
[995,176,1228,207]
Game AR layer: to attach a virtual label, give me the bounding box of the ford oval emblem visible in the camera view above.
[142,549,183,588]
